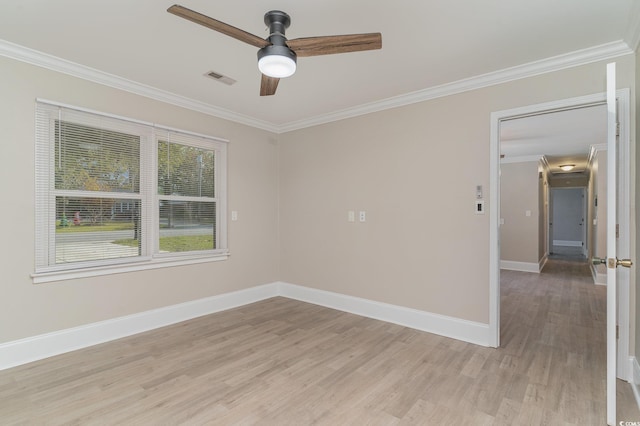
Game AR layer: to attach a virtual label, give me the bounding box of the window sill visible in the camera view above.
[32,252,229,284]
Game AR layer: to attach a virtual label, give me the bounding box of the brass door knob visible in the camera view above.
[592,257,606,265]
[617,259,633,268]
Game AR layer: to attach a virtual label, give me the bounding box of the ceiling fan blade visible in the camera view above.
[260,74,280,96]
[287,33,381,57]
[167,4,270,49]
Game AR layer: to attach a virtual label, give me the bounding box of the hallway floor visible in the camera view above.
[548,245,586,262]
[502,258,640,423]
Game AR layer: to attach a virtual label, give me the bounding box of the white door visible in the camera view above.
[602,61,633,426]
[605,60,617,426]
[551,188,585,251]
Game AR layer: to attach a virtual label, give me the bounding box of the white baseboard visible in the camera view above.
[0,282,491,371]
[630,357,640,413]
[277,282,491,347]
[591,264,607,286]
[0,283,279,371]
[500,260,541,273]
[539,255,548,272]
[552,240,583,247]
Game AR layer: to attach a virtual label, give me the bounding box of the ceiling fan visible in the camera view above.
[167,5,382,96]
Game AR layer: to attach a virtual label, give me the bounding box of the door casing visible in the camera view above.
[489,90,631,381]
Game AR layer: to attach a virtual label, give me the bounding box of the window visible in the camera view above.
[35,101,228,281]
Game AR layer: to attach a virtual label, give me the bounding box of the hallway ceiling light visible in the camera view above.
[559,164,575,171]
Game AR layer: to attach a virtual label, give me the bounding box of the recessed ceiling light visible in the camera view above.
[559,164,575,171]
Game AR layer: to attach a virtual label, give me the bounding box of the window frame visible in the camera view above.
[33,100,228,283]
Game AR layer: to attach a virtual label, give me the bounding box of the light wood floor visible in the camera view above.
[1,260,639,424]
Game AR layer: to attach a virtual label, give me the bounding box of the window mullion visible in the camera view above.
[52,189,143,200]
[158,194,217,203]
[148,132,158,256]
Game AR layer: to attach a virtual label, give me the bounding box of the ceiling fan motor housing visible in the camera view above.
[264,10,291,36]
[258,10,297,75]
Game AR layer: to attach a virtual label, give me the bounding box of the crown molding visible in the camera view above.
[539,155,551,174]
[1,38,632,135]
[278,40,633,133]
[0,39,280,134]
[500,154,544,164]
[588,143,608,167]
[625,1,640,52]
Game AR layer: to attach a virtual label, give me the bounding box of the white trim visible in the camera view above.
[500,154,544,164]
[0,282,492,370]
[0,283,279,371]
[591,265,607,286]
[539,156,551,175]
[539,254,548,272]
[277,282,491,347]
[588,143,608,166]
[500,260,541,273]
[31,254,229,284]
[630,357,640,412]
[552,240,583,247]
[625,1,640,52]
[489,104,501,348]
[615,88,631,384]
[0,39,633,134]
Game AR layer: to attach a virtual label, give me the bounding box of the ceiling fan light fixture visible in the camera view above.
[258,45,297,78]
[560,164,575,171]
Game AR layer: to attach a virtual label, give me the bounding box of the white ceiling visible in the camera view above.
[500,104,607,173]
[0,0,638,131]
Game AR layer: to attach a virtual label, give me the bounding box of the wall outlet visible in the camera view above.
[359,211,366,222]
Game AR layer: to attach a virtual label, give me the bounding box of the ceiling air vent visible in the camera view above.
[205,70,236,86]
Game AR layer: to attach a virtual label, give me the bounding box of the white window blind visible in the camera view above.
[35,101,228,279]
[155,130,221,257]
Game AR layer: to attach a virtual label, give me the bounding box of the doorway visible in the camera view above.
[489,90,631,382]
[549,187,587,261]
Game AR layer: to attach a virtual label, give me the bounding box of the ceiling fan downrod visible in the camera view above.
[257,10,297,78]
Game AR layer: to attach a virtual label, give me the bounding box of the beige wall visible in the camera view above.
[500,161,540,264]
[1,51,636,344]
[587,151,607,277]
[0,57,280,343]
[279,55,636,325]
[596,151,608,272]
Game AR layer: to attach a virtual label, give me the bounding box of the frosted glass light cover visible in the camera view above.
[258,54,296,78]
